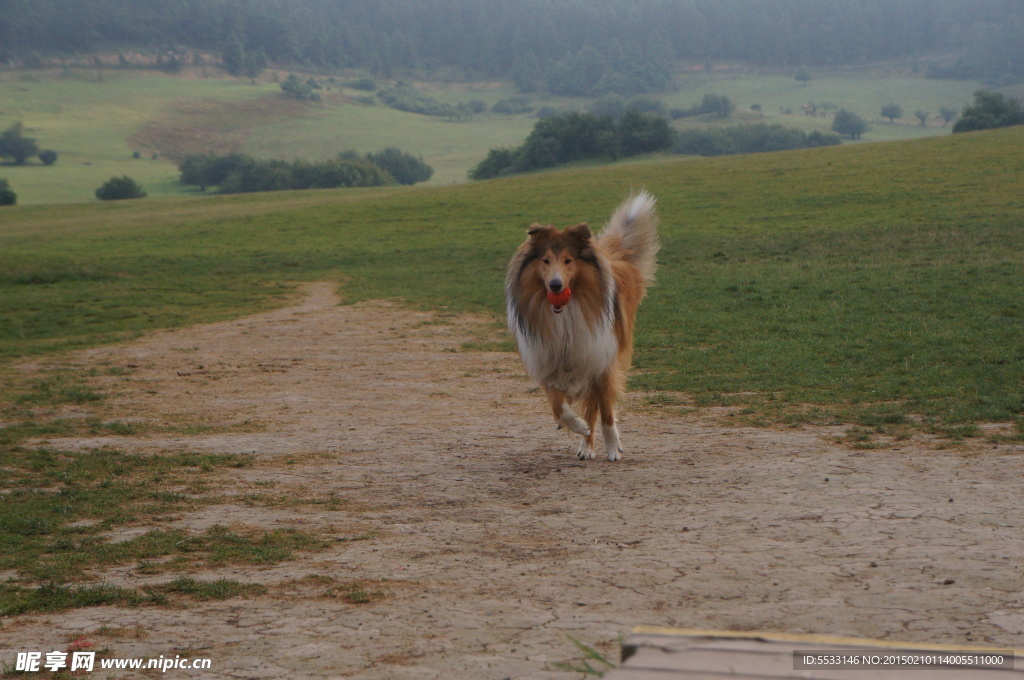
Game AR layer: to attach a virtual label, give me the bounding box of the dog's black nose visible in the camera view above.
[549,279,563,293]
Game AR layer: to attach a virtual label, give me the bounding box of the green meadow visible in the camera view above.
[0,68,984,204]
[667,72,983,141]
[2,125,1022,430]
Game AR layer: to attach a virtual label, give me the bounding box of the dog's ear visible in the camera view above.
[567,223,592,242]
[527,223,550,239]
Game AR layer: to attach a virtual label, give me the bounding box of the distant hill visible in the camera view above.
[3,0,1023,88]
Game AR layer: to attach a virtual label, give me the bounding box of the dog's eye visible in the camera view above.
[564,258,572,265]
[542,258,550,264]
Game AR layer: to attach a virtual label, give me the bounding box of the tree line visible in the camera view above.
[178,148,433,194]
[3,1,1023,88]
[469,111,674,180]
[469,108,850,179]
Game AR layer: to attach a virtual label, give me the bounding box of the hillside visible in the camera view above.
[0,68,985,205]
[2,126,1023,431]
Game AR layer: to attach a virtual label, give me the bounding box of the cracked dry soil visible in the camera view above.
[3,282,1023,679]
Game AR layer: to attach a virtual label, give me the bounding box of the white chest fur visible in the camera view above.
[512,303,618,397]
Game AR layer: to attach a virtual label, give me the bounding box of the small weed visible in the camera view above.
[552,635,616,677]
[838,427,884,449]
[324,579,388,604]
[160,576,267,600]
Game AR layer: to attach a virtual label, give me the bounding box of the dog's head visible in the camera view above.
[520,223,596,313]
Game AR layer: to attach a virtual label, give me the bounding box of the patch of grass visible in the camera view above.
[0,447,254,583]
[322,578,389,605]
[15,371,104,406]
[0,581,163,616]
[0,576,268,616]
[160,575,267,601]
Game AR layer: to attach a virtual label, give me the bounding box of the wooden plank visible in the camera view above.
[628,626,1024,655]
[605,627,1022,680]
[612,646,1022,680]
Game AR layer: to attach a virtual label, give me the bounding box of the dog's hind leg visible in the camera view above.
[597,377,623,461]
[576,394,600,460]
[545,386,590,437]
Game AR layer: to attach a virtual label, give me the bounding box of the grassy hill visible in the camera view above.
[2,126,1022,433]
[0,68,983,205]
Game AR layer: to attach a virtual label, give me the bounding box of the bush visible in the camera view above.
[469,111,673,180]
[345,77,376,91]
[366,148,434,185]
[953,90,1024,133]
[281,74,322,102]
[618,110,674,157]
[377,84,449,116]
[179,153,249,191]
[673,123,842,157]
[217,156,394,194]
[831,109,869,138]
[95,176,146,200]
[178,149,433,194]
[492,97,534,115]
[38,149,58,165]
[0,178,16,206]
[670,94,735,119]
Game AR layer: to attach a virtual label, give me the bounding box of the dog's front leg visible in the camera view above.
[545,386,590,436]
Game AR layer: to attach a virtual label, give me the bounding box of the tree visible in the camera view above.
[0,122,39,165]
[468,147,520,180]
[881,103,903,122]
[366,148,434,185]
[512,52,544,93]
[617,111,674,157]
[221,33,246,76]
[794,66,811,86]
[831,109,868,139]
[699,93,735,118]
[914,110,930,126]
[38,149,58,165]
[281,74,321,101]
[953,90,1024,133]
[938,107,958,127]
[179,153,249,191]
[0,178,16,206]
[96,176,147,200]
[242,47,267,83]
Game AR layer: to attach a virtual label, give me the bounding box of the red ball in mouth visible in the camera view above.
[546,288,572,312]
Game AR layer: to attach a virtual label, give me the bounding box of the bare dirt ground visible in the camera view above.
[3,282,1023,678]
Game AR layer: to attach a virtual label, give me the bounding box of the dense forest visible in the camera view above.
[2,0,1023,86]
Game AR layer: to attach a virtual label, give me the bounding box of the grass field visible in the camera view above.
[666,72,983,141]
[2,125,1022,433]
[0,67,985,204]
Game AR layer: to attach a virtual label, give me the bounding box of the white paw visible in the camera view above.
[558,407,591,437]
[603,423,623,461]
[576,438,596,460]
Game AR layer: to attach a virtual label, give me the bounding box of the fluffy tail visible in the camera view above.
[598,190,660,283]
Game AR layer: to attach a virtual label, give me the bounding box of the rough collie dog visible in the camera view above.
[505,191,659,461]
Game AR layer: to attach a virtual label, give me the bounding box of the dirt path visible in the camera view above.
[3,282,1023,678]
